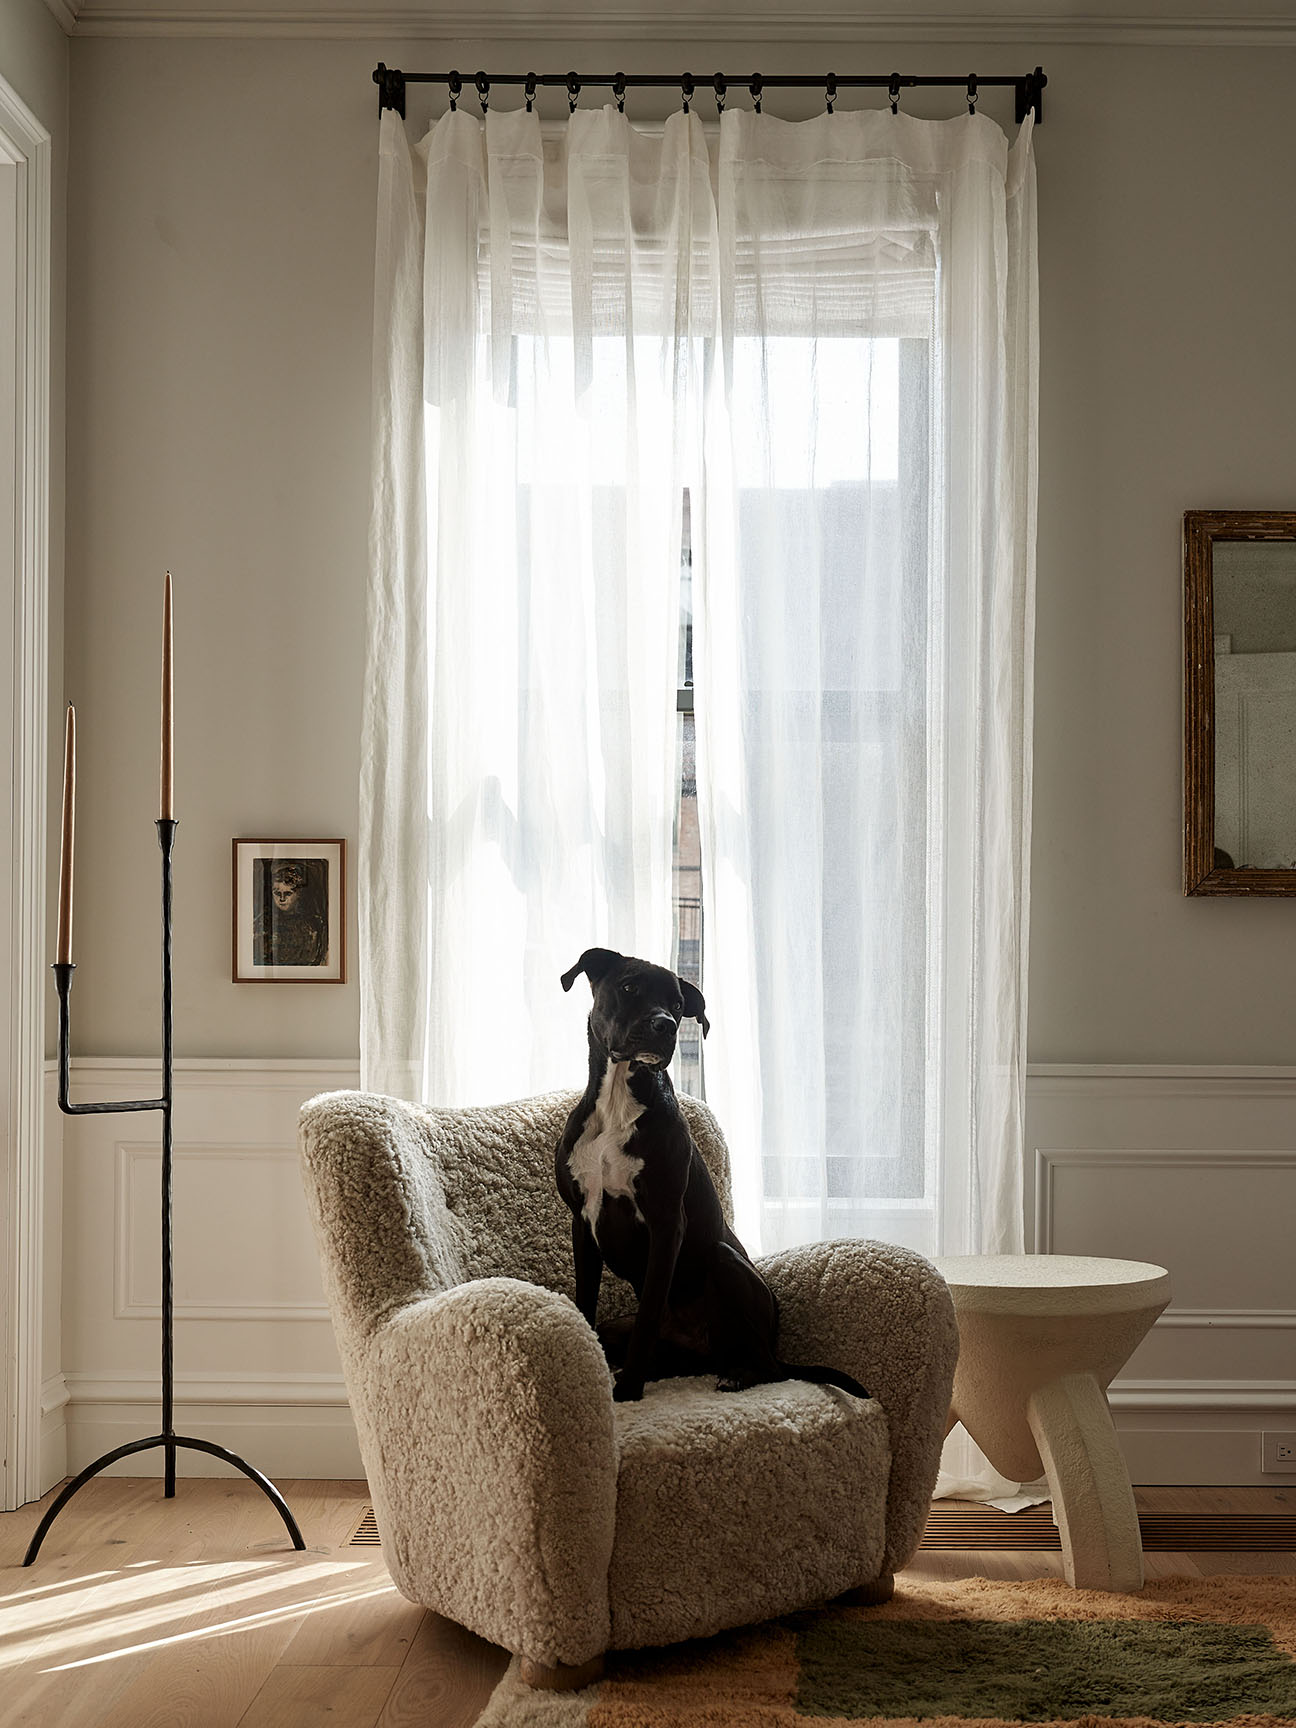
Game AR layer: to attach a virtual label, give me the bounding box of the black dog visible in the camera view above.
[555,947,869,1405]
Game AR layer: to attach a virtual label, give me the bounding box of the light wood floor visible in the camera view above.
[1,1479,1292,1728]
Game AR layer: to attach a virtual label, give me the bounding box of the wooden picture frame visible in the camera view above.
[232,838,346,981]
[1184,510,1296,895]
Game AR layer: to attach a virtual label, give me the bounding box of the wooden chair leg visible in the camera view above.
[837,1571,895,1606]
[519,1653,605,1691]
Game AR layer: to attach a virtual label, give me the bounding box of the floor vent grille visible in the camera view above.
[348,1507,381,1547]
[921,1507,1296,1551]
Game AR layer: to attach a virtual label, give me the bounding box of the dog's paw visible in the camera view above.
[612,1374,644,1403]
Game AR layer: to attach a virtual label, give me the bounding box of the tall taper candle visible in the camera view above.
[57,703,75,963]
[161,570,173,820]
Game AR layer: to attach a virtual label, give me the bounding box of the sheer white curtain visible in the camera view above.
[363,97,1039,1494]
[696,109,1038,1263]
[692,109,1038,1503]
[362,106,712,1103]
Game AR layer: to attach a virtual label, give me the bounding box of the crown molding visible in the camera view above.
[41,0,80,33]
[50,6,1296,45]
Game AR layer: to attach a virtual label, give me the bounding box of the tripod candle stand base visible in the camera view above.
[23,1434,306,1566]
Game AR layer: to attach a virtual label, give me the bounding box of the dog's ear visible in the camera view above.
[560,948,623,994]
[681,979,710,1038]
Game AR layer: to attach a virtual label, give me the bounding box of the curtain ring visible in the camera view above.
[448,69,461,112]
[749,72,763,113]
[967,73,978,113]
[567,73,581,112]
[825,73,836,114]
[524,72,537,112]
[889,73,901,114]
[475,72,490,114]
[714,72,727,114]
[613,72,626,113]
[681,72,694,114]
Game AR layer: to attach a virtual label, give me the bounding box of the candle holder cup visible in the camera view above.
[24,820,305,1564]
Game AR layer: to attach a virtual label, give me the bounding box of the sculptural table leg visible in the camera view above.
[1026,1371,1144,1593]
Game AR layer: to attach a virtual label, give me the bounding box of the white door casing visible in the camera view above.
[0,71,52,1512]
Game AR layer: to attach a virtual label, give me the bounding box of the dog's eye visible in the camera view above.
[621,981,636,996]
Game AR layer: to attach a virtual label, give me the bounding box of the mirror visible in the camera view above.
[1185,510,1296,894]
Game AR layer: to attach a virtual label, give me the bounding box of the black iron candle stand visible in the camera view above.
[24,819,305,1564]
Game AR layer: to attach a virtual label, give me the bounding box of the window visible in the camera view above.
[675,333,933,1228]
[672,493,702,1095]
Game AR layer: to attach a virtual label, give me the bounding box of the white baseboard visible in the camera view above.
[1114,1412,1292,1487]
[40,1375,68,1492]
[62,1371,362,1479]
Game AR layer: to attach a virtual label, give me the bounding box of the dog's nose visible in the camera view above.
[647,1011,676,1037]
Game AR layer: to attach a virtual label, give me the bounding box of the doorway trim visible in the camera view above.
[0,71,52,1512]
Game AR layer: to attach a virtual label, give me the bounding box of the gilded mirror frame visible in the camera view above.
[1184,509,1296,895]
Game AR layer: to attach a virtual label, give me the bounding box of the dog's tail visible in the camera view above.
[777,1360,870,1400]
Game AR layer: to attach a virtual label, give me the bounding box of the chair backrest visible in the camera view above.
[299,1086,733,1344]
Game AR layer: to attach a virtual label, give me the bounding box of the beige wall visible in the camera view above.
[66,40,374,1057]
[0,0,66,126]
[62,34,1296,1064]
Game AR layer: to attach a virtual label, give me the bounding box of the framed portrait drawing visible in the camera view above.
[232,838,346,983]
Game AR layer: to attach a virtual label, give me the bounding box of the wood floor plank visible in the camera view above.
[1191,1549,1296,1576]
[274,1569,422,1667]
[1140,1550,1205,1580]
[237,1663,401,1728]
[2,1480,384,1728]
[901,1548,1065,1582]
[374,1611,509,1728]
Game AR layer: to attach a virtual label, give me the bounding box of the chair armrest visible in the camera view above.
[758,1240,958,1575]
[359,1276,617,1667]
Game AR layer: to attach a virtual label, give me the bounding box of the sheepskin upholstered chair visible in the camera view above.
[298,1088,958,1689]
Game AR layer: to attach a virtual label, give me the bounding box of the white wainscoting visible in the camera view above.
[1027,1065,1296,1484]
[56,1058,362,1480]
[47,1060,1296,1486]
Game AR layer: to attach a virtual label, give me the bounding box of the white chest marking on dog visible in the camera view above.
[567,1061,645,1233]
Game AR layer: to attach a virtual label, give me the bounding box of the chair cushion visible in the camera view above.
[608,1376,890,1649]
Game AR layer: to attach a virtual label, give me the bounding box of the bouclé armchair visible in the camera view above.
[298,1088,957,1687]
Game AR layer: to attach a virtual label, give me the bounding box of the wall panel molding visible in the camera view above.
[1026,1065,1296,1483]
[1033,1144,1296,1257]
[114,1142,331,1321]
[53,1058,1296,1483]
[60,1057,361,1477]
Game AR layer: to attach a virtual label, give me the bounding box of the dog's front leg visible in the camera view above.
[572,1213,603,1331]
[614,1205,684,1403]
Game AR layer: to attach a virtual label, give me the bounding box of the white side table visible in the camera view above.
[932,1254,1171,1593]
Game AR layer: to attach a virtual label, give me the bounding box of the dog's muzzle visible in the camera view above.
[613,1010,678,1067]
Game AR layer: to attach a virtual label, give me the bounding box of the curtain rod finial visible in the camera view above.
[1016,66,1046,124]
[374,63,406,118]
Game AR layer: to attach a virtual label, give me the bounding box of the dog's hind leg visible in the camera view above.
[704,1242,785,1392]
[596,1314,634,1370]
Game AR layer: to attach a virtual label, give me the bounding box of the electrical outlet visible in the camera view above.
[1261,1433,1296,1472]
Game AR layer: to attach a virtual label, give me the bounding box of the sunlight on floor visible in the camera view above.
[0,1556,388,1674]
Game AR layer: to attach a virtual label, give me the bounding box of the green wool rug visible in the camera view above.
[475,1574,1296,1728]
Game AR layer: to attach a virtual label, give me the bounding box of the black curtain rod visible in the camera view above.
[373,64,1046,125]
